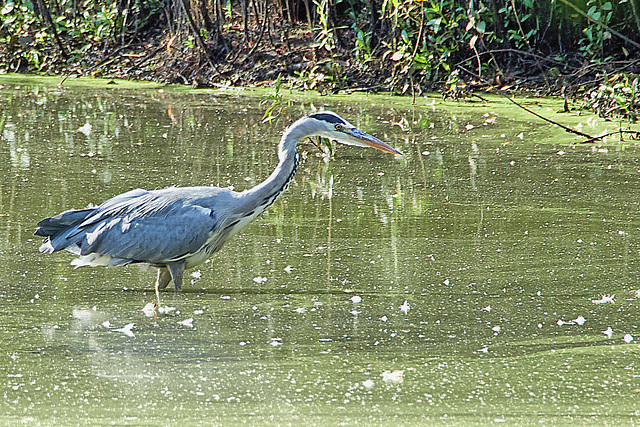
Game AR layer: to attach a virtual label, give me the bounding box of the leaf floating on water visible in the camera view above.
[113,323,135,337]
[77,123,92,136]
[177,318,193,327]
[592,295,614,304]
[362,379,375,389]
[158,305,176,314]
[381,370,404,383]
[399,300,410,315]
[557,315,586,326]
[270,338,282,347]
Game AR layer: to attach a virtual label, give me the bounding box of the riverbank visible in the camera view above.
[1,1,639,122]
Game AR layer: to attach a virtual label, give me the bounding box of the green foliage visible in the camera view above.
[312,0,335,53]
[1,0,639,111]
[587,73,639,121]
[261,74,287,122]
[293,59,346,93]
[579,0,614,61]
[0,0,161,72]
[54,2,119,41]
[381,0,469,88]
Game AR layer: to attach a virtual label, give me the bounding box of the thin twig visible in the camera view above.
[510,0,549,87]
[556,0,640,50]
[179,0,222,77]
[456,64,601,142]
[36,0,68,58]
[579,129,640,144]
[454,48,568,70]
[241,2,269,63]
[504,95,599,140]
[128,44,165,72]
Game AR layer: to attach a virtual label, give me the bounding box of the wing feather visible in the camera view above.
[37,186,237,265]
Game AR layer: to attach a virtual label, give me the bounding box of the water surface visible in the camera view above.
[1,77,640,425]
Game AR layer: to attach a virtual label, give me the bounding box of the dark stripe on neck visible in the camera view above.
[259,152,300,208]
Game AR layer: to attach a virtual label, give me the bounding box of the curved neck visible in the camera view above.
[235,125,302,215]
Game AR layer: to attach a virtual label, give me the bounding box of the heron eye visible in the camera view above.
[335,124,343,131]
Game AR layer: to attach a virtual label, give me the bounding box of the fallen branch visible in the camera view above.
[580,129,640,144]
[456,64,601,142]
[503,95,599,140]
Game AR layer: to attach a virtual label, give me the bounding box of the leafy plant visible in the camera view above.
[312,0,335,53]
[587,73,639,121]
[579,0,614,61]
[261,74,286,122]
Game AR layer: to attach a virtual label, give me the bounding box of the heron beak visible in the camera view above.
[347,128,403,155]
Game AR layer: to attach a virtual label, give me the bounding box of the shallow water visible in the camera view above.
[1,76,640,425]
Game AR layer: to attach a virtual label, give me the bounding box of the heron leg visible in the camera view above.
[167,262,185,291]
[156,268,172,290]
[154,268,168,302]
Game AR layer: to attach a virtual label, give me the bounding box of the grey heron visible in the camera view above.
[35,111,401,297]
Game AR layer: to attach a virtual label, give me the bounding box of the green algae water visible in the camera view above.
[1,76,640,425]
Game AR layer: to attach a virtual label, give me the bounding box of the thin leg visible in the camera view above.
[156,268,172,290]
[167,262,185,291]
[155,268,172,302]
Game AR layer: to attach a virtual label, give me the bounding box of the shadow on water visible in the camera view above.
[1,77,640,424]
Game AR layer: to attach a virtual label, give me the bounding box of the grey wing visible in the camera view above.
[79,203,218,264]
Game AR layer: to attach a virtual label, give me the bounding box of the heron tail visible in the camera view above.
[35,208,96,253]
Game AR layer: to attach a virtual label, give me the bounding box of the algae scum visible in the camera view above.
[1,77,640,425]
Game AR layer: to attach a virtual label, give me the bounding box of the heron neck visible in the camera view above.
[237,128,301,215]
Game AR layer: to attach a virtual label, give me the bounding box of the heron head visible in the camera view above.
[307,111,402,155]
